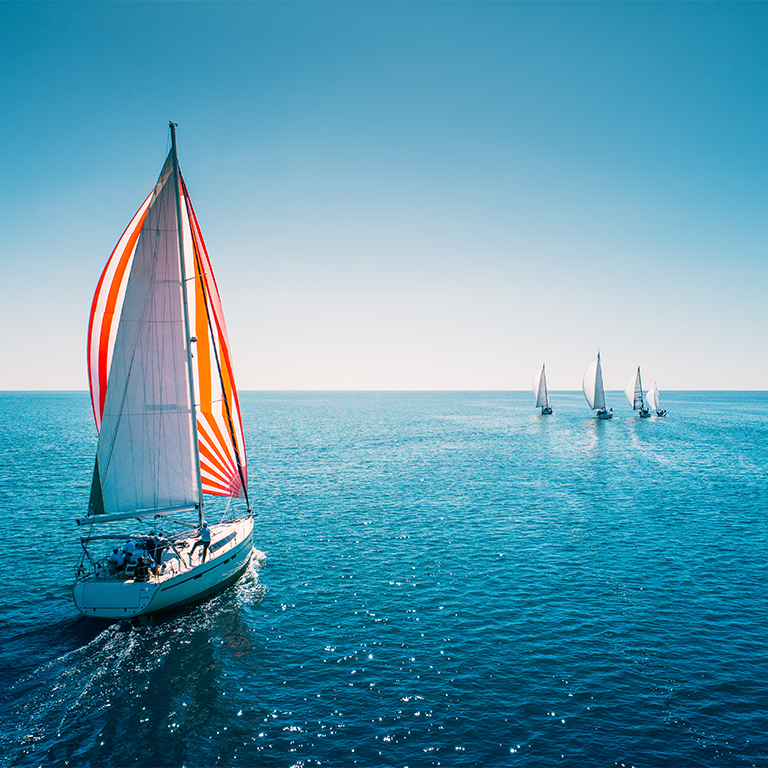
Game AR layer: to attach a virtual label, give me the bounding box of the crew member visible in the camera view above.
[108,548,125,575]
[189,522,212,563]
[134,556,150,582]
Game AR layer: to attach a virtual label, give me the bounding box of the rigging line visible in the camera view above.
[219,494,234,525]
[187,200,250,512]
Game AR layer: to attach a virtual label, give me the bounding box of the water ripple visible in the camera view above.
[2,391,768,766]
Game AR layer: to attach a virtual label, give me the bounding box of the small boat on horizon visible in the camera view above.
[532,364,553,415]
[625,366,651,418]
[582,351,613,419]
[646,383,667,417]
[73,124,255,620]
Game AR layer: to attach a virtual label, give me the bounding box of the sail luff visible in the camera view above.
[170,123,205,525]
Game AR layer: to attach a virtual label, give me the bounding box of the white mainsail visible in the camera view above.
[624,367,645,410]
[532,364,550,408]
[96,153,199,515]
[582,352,606,411]
[646,384,661,412]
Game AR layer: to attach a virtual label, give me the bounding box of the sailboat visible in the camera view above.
[646,383,667,417]
[624,366,651,417]
[582,351,613,419]
[73,124,254,619]
[532,364,553,414]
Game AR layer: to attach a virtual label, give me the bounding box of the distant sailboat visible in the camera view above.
[582,351,613,419]
[625,367,650,417]
[532,364,553,415]
[646,383,667,417]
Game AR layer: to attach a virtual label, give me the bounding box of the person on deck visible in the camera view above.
[145,532,157,561]
[122,538,136,563]
[189,522,212,563]
[155,531,169,560]
[153,531,170,572]
[108,548,125,575]
[134,557,150,582]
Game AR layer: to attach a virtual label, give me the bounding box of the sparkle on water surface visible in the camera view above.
[1,390,767,766]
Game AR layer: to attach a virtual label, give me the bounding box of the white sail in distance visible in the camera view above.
[582,352,606,411]
[625,367,645,410]
[532,364,550,408]
[646,385,661,412]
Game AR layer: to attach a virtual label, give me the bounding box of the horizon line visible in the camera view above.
[1,389,766,394]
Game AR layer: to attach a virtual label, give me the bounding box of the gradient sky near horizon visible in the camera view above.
[1,1,767,392]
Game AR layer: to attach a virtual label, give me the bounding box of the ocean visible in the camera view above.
[1,390,767,767]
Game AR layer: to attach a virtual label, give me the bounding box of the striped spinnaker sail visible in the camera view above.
[87,194,153,429]
[180,175,248,499]
[88,162,248,507]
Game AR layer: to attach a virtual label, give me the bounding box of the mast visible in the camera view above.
[170,122,205,526]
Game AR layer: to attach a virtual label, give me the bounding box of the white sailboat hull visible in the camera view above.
[73,518,254,619]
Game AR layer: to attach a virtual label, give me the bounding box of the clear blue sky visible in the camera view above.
[1,1,766,391]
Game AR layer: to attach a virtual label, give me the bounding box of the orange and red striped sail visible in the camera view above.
[87,194,152,429]
[180,175,248,499]
[88,164,248,505]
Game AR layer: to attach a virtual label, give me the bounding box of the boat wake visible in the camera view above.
[2,550,267,766]
[2,622,146,765]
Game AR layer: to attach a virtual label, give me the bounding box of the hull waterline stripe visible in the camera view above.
[159,534,252,592]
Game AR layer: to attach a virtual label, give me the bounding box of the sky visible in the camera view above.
[1,1,766,391]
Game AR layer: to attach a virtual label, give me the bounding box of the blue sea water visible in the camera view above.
[1,390,767,768]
